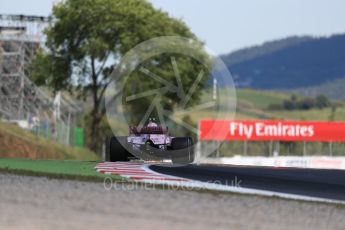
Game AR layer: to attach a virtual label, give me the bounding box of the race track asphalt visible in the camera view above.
[149,164,345,201]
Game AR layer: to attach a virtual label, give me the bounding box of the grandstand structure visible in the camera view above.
[0,14,51,119]
[0,14,82,146]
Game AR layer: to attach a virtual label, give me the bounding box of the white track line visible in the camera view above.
[95,162,345,204]
[95,162,188,182]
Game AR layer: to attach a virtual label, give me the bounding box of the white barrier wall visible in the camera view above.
[200,156,345,170]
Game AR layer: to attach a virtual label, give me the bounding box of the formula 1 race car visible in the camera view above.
[106,120,195,164]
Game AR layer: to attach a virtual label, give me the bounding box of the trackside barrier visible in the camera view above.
[199,156,345,170]
[200,120,345,142]
[198,119,345,157]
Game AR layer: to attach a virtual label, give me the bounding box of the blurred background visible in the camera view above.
[1,0,345,164]
[2,1,345,229]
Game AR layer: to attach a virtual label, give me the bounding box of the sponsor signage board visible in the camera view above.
[200,120,345,142]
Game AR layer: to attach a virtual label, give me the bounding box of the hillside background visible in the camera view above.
[220,34,345,99]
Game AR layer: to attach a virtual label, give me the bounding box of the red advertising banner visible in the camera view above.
[199,120,345,142]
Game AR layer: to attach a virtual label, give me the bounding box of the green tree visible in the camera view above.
[30,0,210,152]
[297,98,315,110]
[315,95,330,109]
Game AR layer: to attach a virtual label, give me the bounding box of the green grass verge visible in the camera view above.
[0,158,122,182]
[0,121,100,160]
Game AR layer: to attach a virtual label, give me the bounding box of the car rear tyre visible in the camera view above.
[171,137,194,164]
[108,136,131,162]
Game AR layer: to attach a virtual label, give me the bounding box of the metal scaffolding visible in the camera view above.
[0,14,50,119]
[0,14,83,147]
